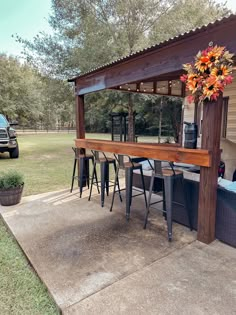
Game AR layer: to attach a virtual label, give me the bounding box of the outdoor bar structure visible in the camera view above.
[69,15,236,245]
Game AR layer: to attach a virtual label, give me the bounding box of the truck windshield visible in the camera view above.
[0,115,8,127]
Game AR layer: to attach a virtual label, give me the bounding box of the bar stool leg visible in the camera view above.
[85,158,90,189]
[144,172,155,229]
[140,167,147,207]
[79,157,85,198]
[70,157,77,193]
[110,166,119,212]
[91,158,100,194]
[113,161,122,202]
[162,180,167,220]
[105,163,109,197]
[117,178,122,202]
[125,167,133,221]
[88,161,96,201]
[163,175,174,242]
[100,161,107,207]
[94,168,100,194]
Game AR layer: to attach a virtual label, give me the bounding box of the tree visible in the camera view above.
[14,0,230,138]
[39,76,75,130]
[0,54,44,123]
[149,0,230,44]
[16,0,178,77]
[0,54,75,129]
[17,0,230,76]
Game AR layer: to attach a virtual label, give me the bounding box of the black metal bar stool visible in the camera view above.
[144,160,192,241]
[110,154,147,221]
[70,147,99,198]
[88,151,121,207]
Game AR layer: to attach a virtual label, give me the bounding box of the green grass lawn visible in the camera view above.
[0,132,112,314]
[0,220,59,315]
[0,133,112,196]
[0,132,164,314]
[0,132,167,196]
[0,133,76,196]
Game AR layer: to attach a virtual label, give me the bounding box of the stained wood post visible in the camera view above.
[75,93,85,139]
[75,92,86,186]
[197,94,223,244]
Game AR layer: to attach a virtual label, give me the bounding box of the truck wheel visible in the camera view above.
[9,145,19,159]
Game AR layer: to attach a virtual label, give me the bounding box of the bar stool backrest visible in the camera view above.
[154,160,163,176]
[91,150,100,161]
[114,154,133,169]
[72,147,81,158]
[117,154,125,168]
[91,150,109,162]
[149,159,176,177]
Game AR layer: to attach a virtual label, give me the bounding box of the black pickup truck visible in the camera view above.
[0,114,19,158]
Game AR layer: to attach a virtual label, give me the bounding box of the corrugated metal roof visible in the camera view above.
[68,14,236,82]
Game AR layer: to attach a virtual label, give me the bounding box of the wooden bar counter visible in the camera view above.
[75,139,211,167]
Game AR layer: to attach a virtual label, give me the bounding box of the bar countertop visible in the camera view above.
[75,139,211,167]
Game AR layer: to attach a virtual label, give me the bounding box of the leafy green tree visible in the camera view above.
[150,0,230,44]
[0,54,75,129]
[14,0,230,137]
[0,54,44,124]
[16,0,230,77]
[39,76,75,130]
[16,0,178,77]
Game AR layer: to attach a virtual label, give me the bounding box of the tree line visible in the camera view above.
[1,0,230,139]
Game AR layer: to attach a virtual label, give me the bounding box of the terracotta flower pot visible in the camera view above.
[0,184,24,206]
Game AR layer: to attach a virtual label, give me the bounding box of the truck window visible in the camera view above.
[0,115,8,127]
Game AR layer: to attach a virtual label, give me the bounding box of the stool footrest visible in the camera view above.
[132,192,145,198]
[173,201,185,207]
[113,188,145,199]
[149,205,166,213]
[149,200,163,206]
[92,182,116,188]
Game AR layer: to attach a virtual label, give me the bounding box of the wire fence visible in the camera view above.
[15,125,77,134]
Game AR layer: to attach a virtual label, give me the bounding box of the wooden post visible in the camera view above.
[75,94,85,139]
[75,92,86,186]
[197,94,223,244]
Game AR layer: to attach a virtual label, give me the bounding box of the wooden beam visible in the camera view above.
[111,89,183,97]
[75,18,236,95]
[76,95,85,139]
[75,139,211,167]
[197,94,223,244]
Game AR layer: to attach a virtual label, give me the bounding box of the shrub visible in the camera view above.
[0,171,24,189]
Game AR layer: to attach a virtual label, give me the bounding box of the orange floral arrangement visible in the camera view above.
[180,43,234,103]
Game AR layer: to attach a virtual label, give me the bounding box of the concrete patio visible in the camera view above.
[0,188,235,315]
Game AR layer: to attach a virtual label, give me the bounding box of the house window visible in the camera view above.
[221,97,229,138]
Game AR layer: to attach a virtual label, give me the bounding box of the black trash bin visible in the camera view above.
[184,122,198,149]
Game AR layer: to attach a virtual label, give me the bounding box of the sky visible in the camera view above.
[0,0,236,57]
[0,0,52,57]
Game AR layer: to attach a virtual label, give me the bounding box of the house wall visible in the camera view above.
[182,71,236,179]
[223,71,236,142]
[183,70,236,144]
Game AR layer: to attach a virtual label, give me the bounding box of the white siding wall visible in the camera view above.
[183,70,236,145]
[223,72,236,142]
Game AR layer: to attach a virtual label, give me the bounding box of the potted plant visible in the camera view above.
[0,170,24,206]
